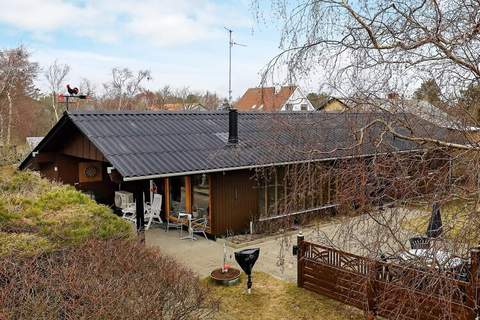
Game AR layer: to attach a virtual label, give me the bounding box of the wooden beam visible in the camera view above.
[208,175,212,233]
[164,178,170,221]
[185,176,192,213]
[134,182,145,236]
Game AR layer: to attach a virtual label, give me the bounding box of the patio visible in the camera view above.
[145,206,431,282]
[146,228,299,282]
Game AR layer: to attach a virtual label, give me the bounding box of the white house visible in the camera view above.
[235,86,315,112]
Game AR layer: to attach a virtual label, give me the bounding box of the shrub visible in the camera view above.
[0,168,133,255]
[0,232,53,256]
[0,240,218,320]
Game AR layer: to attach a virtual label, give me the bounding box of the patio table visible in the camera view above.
[178,213,196,241]
[398,249,464,270]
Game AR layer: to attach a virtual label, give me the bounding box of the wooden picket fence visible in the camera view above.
[297,239,479,320]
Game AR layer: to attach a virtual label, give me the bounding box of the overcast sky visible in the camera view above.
[0,0,291,99]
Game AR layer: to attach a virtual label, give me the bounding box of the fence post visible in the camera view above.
[297,232,305,288]
[468,248,479,318]
[366,260,377,320]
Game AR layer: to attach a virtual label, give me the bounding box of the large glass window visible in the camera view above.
[258,169,284,218]
[170,176,186,212]
[258,165,336,218]
[192,174,210,219]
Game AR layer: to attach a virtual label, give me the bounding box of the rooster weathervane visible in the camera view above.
[58,84,88,111]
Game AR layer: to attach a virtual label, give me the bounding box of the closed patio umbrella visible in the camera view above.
[426,202,443,238]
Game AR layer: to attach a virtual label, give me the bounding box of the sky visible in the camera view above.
[0,0,291,99]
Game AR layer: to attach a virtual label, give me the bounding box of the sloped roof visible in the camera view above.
[352,98,479,130]
[20,110,460,181]
[235,86,296,111]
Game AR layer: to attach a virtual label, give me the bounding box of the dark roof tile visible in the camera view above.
[23,110,460,180]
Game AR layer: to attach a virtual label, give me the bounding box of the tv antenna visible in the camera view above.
[225,27,246,106]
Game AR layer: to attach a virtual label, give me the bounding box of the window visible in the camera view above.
[170,176,186,212]
[257,165,337,219]
[192,174,210,219]
[285,103,293,111]
[300,104,308,111]
[257,168,284,218]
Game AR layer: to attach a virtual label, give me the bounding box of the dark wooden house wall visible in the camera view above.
[62,132,105,161]
[210,170,258,235]
[37,153,118,205]
[29,127,119,205]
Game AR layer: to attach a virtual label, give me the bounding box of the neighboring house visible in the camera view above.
[26,137,44,151]
[20,110,459,236]
[316,97,348,112]
[381,99,477,130]
[235,86,315,111]
[322,95,480,131]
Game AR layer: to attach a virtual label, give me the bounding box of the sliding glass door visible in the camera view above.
[165,174,211,230]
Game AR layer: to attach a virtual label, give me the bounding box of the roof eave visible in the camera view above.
[18,112,71,170]
[121,148,425,181]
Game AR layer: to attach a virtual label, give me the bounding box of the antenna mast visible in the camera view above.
[225,27,246,106]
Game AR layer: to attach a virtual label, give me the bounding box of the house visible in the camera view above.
[319,95,480,132]
[235,86,315,111]
[316,97,348,112]
[26,137,44,150]
[19,109,458,236]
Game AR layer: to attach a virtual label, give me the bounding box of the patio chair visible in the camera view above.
[121,202,137,222]
[191,216,208,240]
[409,236,431,249]
[144,194,163,230]
[167,210,186,233]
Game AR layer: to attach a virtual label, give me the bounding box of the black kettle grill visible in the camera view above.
[234,248,260,293]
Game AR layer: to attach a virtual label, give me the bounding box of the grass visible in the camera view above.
[0,166,133,255]
[205,272,362,320]
[402,199,480,242]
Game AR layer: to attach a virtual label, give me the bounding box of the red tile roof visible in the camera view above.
[235,86,296,111]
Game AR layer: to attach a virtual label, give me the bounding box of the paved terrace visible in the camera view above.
[146,207,427,282]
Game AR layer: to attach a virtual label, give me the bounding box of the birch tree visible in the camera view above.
[44,60,70,122]
[254,1,480,317]
[103,67,151,110]
[0,47,38,145]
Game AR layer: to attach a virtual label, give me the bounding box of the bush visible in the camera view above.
[0,240,218,320]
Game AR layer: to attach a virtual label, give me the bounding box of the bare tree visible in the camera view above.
[257,0,480,122]
[44,60,70,122]
[79,78,95,98]
[253,1,480,318]
[103,67,151,110]
[200,91,221,110]
[0,47,38,145]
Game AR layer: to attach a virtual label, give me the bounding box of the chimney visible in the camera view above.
[228,108,238,145]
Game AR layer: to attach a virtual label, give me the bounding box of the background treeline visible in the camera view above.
[2,46,480,149]
[0,46,225,147]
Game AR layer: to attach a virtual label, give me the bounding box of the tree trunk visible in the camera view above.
[51,91,59,121]
[0,112,4,145]
[118,93,123,110]
[6,91,13,145]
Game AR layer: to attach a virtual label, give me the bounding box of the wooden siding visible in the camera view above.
[38,153,117,205]
[62,132,105,161]
[210,170,258,235]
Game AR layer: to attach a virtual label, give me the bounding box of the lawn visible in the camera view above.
[402,199,480,243]
[205,272,362,320]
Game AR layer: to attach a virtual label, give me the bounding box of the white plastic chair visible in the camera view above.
[144,194,163,230]
[122,202,137,222]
